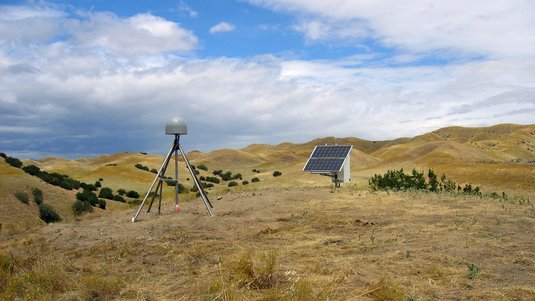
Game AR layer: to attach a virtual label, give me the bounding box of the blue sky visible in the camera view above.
[1,0,534,159]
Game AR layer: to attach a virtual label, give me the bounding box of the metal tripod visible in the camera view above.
[131,134,213,222]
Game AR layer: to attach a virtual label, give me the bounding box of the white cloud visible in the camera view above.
[69,13,198,55]
[177,1,198,17]
[209,22,235,34]
[0,5,198,55]
[249,0,535,58]
[2,40,534,157]
[0,5,64,44]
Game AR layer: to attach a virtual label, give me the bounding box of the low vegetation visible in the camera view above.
[38,203,62,223]
[14,192,29,204]
[32,188,43,205]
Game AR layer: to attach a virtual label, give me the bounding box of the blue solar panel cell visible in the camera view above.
[303,145,352,172]
[310,145,352,158]
[304,158,345,172]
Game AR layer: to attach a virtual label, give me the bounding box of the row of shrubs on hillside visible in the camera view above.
[133,161,281,190]
[369,168,480,194]
[369,168,510,200]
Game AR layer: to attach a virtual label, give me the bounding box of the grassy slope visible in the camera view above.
[0,160,77,232]
[1,188,533,300]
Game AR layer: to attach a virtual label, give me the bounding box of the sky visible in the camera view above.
[1,0,534,159]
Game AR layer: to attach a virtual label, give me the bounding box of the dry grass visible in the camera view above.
[1,186,534,300]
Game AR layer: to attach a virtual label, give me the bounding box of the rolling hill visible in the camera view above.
[2,123,534,233]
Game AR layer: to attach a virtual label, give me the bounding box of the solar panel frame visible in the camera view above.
[303,145,352,173]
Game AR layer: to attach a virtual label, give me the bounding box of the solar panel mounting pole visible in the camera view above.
[131,117,214,223]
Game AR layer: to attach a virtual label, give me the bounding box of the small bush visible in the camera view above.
[5,156,22,168]
[95,181,101,188]
[99,177,103,181]
[134,163,149,172]
[242,180,249,185]
[199,176,206,181]
[205,176,220,184]
[273,171,282,177]
[113,195,126,202]
[150,168,158,174]
[98,187,114,200]
[72,199,93,215]
[98,199,106,209]
[0,152,6,158]
[126,190,140,198]
[117,188,126,196]
[14,192,29,204]
[38,203,62,223]
[228,181,239,187]
[76,190,99,206]
[32,188,43,205]
[198,164,208,171]
[251,177,260,183]
[80,182,97,191]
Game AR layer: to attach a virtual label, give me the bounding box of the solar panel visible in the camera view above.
[303,145,352,173]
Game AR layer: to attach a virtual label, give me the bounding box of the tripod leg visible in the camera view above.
[148,153,171,213]
[158,179,163,214]
[174,136,181,212]
[178,143,214,216]
[147,180,161,213]
[132,141,176,223]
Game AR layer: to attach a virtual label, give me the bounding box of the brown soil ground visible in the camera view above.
[1,187,534,300]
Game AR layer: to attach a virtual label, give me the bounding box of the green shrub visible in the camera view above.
[72,199,93,215]
[76,190,99,206]
[98,199,106,209]
[0,152,6,158]
[14,192,29,204]
[251,177,260,183]
[32,188,43,205]
[150,168,158,174]
[98,187,114,200]
[242,180,249,185]
[273,171,282,177]
[199,176,206,181]
[126,190,140,198]
[22,164,41,176]
[95,181,101,188]
[80,182,97,191]
[38,203,62,223]
[99,177,103,181]
[228,181,239,187]
[117,188,126,195]
[134,163,149,171]
[5,156,22,168]
[198,164,208,171]
[113,195,126,202]
[205,176,220,184]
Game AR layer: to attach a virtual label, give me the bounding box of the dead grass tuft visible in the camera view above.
[80,275,124,301]
[363,278,407,301]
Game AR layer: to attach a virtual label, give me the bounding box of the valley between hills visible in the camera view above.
[1,123,534,300]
